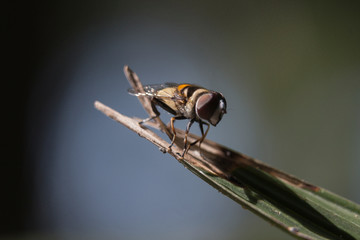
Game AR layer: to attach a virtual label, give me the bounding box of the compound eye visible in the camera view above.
[196,93,226,126]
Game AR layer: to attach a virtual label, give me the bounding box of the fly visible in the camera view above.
[128,83,227,157]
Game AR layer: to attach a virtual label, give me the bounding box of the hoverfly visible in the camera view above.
[128,83,227,157]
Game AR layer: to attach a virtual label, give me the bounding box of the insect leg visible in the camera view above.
[168,116,177,149]
[168,116,185,148]
[181,118,195,157]
[186,121,209,148]
[139,101,160,124]
[198,121,210,153]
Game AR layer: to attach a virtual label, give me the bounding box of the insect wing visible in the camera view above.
[128,83,178,98]
[127,86,147,96]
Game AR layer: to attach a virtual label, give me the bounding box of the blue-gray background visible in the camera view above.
[5,1,360,239]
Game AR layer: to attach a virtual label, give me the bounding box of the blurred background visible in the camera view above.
[4,1,360,239]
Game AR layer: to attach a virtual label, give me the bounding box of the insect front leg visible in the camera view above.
[183,121,210,157]
[187,121,208,147]
[197,121,210,154]
[181,118,195,157]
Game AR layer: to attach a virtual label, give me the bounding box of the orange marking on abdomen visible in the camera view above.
[177,84,191,92]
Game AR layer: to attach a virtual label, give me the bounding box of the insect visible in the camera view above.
[128,83,227,157]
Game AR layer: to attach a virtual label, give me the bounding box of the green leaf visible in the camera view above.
[176,133,360,240]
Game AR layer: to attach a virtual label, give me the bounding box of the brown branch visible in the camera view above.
[94,101,166,150]
[94,100,219,174]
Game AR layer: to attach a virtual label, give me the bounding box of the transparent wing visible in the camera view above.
[128,83,179,98]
